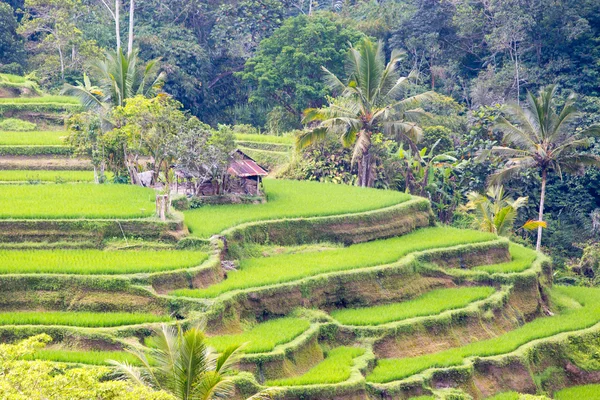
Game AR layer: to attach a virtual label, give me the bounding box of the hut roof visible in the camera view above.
[228,149,268,177]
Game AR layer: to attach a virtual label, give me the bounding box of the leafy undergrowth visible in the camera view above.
[331,286,496,326]
[183,179,411,238]
[0,130,66,145]
[473,244,537,274]
[0,170,98,182]
[367,286,600,383]
[172,227,496,298]
[266,346,364,386]
[0,311,170,327]
[26,349,142,366]
[0,184,156,219]
[0,249,208,274]
[206,317,310,353]
[554,384,600,400]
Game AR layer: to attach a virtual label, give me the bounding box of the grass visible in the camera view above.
[234,133,293,144]
[27,349,142,366]
[266,346,364,386]
[0,130,67,145]
[0,311,170,327]
[485,393,520,400]
[206,317,310,353]
[367,286,600,383]
[0,249,208,274]
[0,95,80,104]
[0,184,156,219]
[183,179,411,238]
[331,286,496,326]
[554,384,600,400]
[172,227,496,298]
[473,244,537,274]
[0,170,98,182]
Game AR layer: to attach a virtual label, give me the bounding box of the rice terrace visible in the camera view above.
[1,1,600,399]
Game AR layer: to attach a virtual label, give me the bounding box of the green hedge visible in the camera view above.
[0,145,72,156]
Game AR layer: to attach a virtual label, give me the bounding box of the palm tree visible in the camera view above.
[298,38,431,187]
[111,324,244,400]
[462,185,528,237]
[63,47,164,114]
[490,85,600,251]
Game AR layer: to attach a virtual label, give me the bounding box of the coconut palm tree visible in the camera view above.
[63,47,164,115]
[110,324,278,400]
[298,38,431,187]
[462,185,528,237]
[490,84,600,250]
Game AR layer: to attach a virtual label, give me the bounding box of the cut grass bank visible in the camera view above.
[0,311,170,327]
[0,170,98,182]
[0,131,66,145]
[266,346,364,386]
[183,179,411,238]
[172,227,496,298]
[331,286,496,326]
[206,317,310,353]
[367,286,600,383]
[0,249,208,274]
[0,184,156,219]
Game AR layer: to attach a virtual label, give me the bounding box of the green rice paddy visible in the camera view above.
[367,286,600,383]
[0,95,80,105]
[0,170,97,182]
[207,317,311,353]
[0,311,170,327]
[266,346,364,386]
[0,184,156,219]
[472,244,537,274]
[554,384,600,400]
[0,131,67,146]
[0,249,208,274]
[172,227,496,298]
[234,133,293,144]
[183,179,411,237]
[331,286,496,326]
[28,349,142,366]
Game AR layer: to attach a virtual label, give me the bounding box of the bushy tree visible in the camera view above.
[0,3,25,68]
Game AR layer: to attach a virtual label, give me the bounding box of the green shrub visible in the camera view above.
[183,179,411,238]
[0,184,157,219]
[331,286,495,326]
[0,311,170,327]
[0,145,72,156]
[367,286,600,383]
[206,317,310,353]
[173,227,496,298]
[0,249,208,274]
[266,346,364,386]
[0,118,37,131]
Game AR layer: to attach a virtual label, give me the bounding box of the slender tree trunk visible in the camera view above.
[115,0,121,51]
[536,168,547,252]
[57,46,65,81]
[127,0,134,56]
[359,152,374,187]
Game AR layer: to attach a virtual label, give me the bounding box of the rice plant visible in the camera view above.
[234,133,293,144]
[0,249,208,274]
[473,244,537,274]
[554,384,600,400]
[0,170,97,182]
[0,95,80,104]
[331,286,496,326]
[266,346,364,386]
[0,184,156,219]
[172,227,496,298]
[0,131,67,146]
[183,179,411,238]
[206,317,310,353]
[367,286,600,383]
[0,311,170,327]
[28,349,143,366]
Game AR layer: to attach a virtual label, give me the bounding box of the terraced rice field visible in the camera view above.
[367,286,600,383]
[183,179,411,237]
[0,131,67,145]
[28,349,142,366]
[0,249,208,274]
[330,286,496,326]
[0,170,97,182]
[0,184,156,219]
[554,384,600,399]
[0,311,170,327]
[206,317,310,353]
[266,346,364,386]
[473,244,537,274]
[173,226,496,298]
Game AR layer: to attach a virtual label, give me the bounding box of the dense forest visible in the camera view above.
[1,0,600,272]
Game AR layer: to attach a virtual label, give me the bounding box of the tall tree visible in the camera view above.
[298,38,430,187]
[490,84,600,251]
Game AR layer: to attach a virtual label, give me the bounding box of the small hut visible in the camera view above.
[174,149,268,196]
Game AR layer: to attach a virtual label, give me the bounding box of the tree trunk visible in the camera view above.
[127,0,134,56]
[115,0,121,51]
[155,194,168,221]
[358,152,374,187]
[536,168,547,252]
[57,45,65,82]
